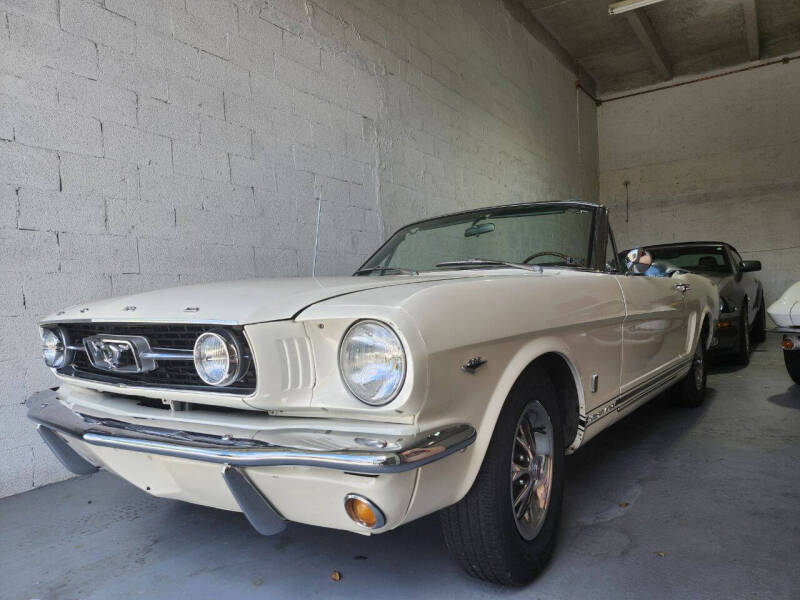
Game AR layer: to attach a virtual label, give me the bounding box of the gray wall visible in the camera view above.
[0,0,597,497]
[599,60,800,310]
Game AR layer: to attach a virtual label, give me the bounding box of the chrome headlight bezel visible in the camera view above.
[41,327,72,369]
[193,329,249,387]
[338,319,407,406]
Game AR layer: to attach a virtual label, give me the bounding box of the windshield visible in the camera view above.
[646,245,732,274]
[359,204,596,274]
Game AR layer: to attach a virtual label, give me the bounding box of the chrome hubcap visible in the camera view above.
[510,402,554,540]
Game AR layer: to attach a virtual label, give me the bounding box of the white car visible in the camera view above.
[767,282,800,385]
[29,201,717,585]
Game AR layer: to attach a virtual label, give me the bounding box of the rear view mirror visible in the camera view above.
[465,223,495,237]
[740,260,761,272]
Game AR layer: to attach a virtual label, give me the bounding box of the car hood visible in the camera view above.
[41,273,493,325]
[692,272,736,296]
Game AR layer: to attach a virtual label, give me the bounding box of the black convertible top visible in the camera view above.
[640,241,737,252]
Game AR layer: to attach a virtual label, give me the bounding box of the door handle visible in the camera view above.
[674,283,690,293]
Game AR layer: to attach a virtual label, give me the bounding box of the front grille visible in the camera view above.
[56,323,257,394]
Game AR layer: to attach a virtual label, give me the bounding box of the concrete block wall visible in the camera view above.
[598,59,800,309]
[0,0,596,496]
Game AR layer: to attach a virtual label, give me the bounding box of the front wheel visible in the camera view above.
[440,367,564,586]
[785,350,800,386]
[671,336,707,407]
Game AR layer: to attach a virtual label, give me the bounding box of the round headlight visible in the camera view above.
[41,327,69,368]
[193,330,247,387]
[339,320,406,406]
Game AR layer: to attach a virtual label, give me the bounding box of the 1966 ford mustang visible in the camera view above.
[29,201,717,585]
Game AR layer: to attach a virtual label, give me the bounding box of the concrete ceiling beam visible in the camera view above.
[624,9,672,80]
[742,0,760,61]
[503,0,598,97]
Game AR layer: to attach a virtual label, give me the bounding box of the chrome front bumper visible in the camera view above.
[29,388,476,535]
[27,389,476,475]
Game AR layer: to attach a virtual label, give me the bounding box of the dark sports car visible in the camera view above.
[622,242,765,364]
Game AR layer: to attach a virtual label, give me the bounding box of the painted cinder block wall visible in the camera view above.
[598,59,800,310]
[0,0,597,497]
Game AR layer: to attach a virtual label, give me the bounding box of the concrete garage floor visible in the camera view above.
[3,340,799,600]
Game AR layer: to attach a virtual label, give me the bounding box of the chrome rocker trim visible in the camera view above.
[27,389,477,475]
[580,357,693,428]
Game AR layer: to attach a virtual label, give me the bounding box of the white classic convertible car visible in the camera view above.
[768,282,800,384]
[29,201,717,585]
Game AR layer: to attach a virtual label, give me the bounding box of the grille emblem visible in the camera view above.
[100,343,123,368]
[83,335,157,373]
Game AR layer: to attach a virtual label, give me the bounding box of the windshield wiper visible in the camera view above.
[435,259,543,273]
[353,266,419,276]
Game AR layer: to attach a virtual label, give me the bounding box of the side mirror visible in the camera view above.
[740,260,761,272]
[624,248,653,275]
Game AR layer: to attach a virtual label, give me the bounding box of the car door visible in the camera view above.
[614,264,690,394]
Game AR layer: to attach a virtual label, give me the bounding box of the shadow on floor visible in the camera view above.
[767,384,800,409]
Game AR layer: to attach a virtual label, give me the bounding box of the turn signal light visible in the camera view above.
[718,321,731,328]
[344,494,385,529]
[782,337,795,350]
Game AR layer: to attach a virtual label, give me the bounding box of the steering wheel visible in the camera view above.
[522,251,573,264]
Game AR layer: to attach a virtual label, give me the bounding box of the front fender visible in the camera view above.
[404,336,584,523]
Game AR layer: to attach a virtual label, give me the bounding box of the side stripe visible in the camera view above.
[583,358,693,427]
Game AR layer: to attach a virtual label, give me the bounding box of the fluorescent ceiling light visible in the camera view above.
[608,0,667,16]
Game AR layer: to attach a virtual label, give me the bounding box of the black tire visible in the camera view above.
[752,294,766,344]
[671,335,707,407]
[734,304,750,365]
[440,366,564,586]
[785,350,800,386]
